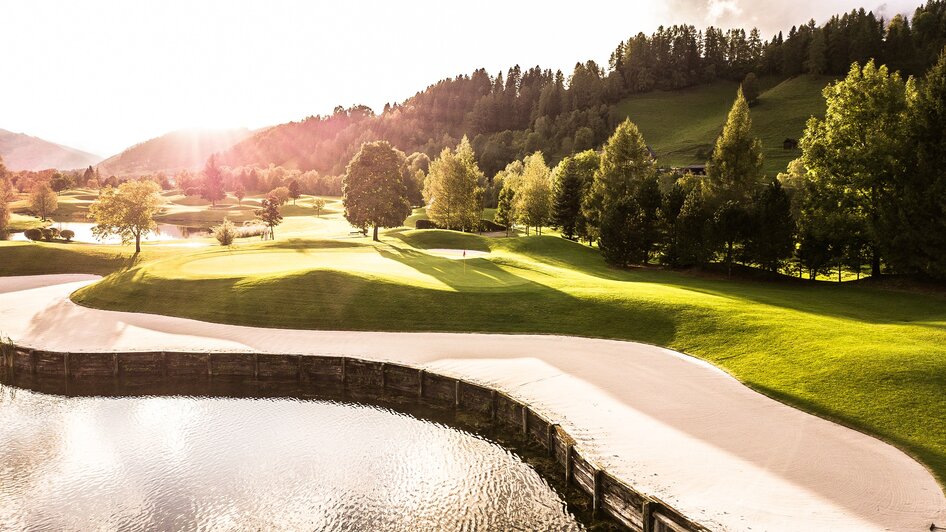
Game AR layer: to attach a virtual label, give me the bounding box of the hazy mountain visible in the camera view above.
[97,128,253,176]
[0,129,102,171]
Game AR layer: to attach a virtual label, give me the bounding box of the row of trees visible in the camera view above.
[218,2,946,180]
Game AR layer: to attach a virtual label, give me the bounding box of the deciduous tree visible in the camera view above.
[423,136,483,231]
[88,180,163,253]
[30,183,58,221]
[201,154,226,206]
[343,140,411,241]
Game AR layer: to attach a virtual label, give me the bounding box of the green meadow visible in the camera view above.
[616,75,831,175]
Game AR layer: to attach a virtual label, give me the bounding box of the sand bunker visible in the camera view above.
[1,274,944,531]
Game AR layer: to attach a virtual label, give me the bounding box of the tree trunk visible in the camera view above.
[135,231,141,254]
[373,225,379,242]
[871,252,880,277]
[726,241,733,277]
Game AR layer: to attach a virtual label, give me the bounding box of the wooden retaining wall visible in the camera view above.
[0,344,709,532]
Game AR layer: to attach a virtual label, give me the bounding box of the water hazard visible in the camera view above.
[0,386,583,531]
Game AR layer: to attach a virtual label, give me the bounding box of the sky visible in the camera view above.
[0,0,919,156]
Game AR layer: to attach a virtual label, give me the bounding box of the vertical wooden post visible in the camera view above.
[642,498,655,532]
[112,353,119,378]
[341,357,347,386]
[592,468,603,518]
[254,353,259,379]
[297,355,303,381]
[418,369,425,398]
[454,380,461,408]
[565,444,574,485]
[206,353,212,377]
[162,352,168,378]
[63,352,70,379]
[521,406,528,435]
[380,363,387,390]
[547,423,558,457]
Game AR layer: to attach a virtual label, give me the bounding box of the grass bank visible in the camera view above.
[66,229,946,487]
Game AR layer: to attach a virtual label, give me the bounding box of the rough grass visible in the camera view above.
[616,75,831,175]
[64,229,946,488]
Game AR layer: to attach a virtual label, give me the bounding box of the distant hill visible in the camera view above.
[615,75,831,175]
[98,128,252,176]
[0,129,102,171]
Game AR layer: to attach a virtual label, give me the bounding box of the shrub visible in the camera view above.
[23,228,42,241]
[41,228,55,241]
[183,187,201,197]
[415,219,440,229]
[212,218,237,246]
[478,219,507,232]
[269,186,290,205]
[60,229,75,242]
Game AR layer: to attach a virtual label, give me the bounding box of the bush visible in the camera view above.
[41,228,55,241]
[23,228,42,241]
[212,218,237,246]
[183,187,201,197]
[478,219,507,232]
[415,219,440,229]
[269,186,290,205]
[60,229,75,242]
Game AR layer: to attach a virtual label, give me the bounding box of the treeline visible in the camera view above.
[482,48,946,281]
[219,2,946,179]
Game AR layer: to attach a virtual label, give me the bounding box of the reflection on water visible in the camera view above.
[7,222,208,244]
[0,387,582,531]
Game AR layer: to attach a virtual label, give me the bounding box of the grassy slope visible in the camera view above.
[69,230,946,486]
[616,75,831,175]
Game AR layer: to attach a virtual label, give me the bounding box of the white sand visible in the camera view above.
[1,274,943,531]
[423,248,490,259]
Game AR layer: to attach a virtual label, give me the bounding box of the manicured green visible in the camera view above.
[616,75,831,175]
[68,229,946,488]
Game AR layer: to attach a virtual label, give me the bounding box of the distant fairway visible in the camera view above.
[616,75,831,175]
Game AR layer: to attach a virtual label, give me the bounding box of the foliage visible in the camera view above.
[887,46,946,278]
[742,72,760,104]
[744,180,795,271]
[342,140,412,241]
[514,152,553,234]
[254,195,283,240]
[269,186,291,205]
[287,179,301,204]
[234,182,246,204]
[23,228,42,241]
[201,154,226,206]
[423,136,483,231]
[212,218,237,246]
[29,183,58,221]
[705,87,765,206]
[60,229,75,242]
[800,60,908,276]
[493,185,515,236]
[552,150,597,240]
[88,180,163,253]
[312,198,327,217]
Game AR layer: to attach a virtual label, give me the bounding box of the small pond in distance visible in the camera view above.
[0,387,583,531]
[7,222,209,244]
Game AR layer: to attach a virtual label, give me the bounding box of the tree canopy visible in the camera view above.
[423,136,483,231]
[342,140,412,241]
[88,180,163,253]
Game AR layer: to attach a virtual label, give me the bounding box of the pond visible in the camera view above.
[7,222,209,244]
[0,387,583,531]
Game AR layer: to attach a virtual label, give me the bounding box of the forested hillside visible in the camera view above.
[98,128,251,176]
[219,1,946,178]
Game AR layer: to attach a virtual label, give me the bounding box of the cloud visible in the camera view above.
[706,0,744,24]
